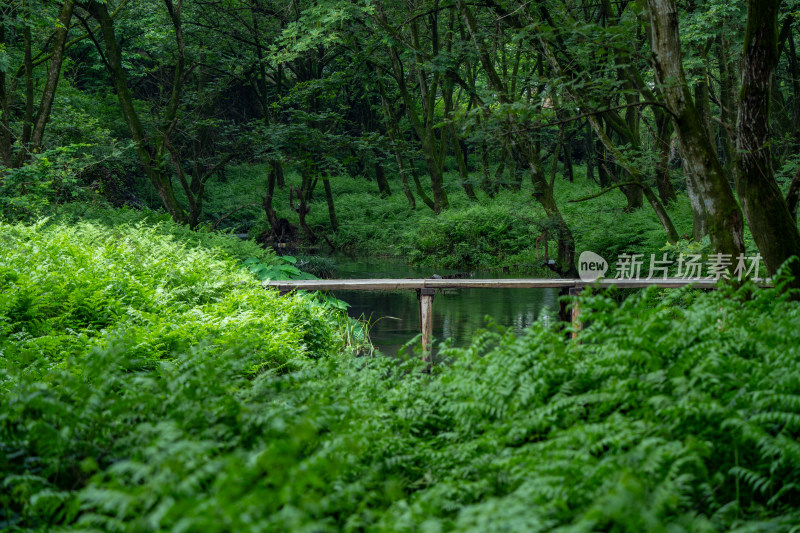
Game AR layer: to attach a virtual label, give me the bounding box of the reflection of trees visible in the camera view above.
[335,288,559,351]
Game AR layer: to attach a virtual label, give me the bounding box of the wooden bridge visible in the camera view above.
[264,278,722,359]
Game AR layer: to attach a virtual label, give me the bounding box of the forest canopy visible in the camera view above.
[2,0,800,279]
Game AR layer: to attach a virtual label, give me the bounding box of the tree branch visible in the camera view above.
[568,180,641,202]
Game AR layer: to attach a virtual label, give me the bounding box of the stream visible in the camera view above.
[329,255,559,355]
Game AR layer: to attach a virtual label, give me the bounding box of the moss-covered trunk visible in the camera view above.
[88,0,186,225]
[646,0,744,258]
[654,111,677,204]
[736,0,800,282]
[374,160,392,198]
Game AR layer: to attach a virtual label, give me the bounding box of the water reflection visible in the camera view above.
[329,256,559,355]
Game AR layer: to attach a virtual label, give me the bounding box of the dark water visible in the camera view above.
[330,256,559,355]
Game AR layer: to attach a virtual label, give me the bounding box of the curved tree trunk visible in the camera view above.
[30,0,74,150]
[457,0,577,276]
[646,0,744,258]
[87,0,186,224]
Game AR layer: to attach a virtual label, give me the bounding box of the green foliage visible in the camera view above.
[243,255,316,280]
[52,204,278,264]
[0,144,99,221]
[564,192,694,261]
[211,163,693,271]
[0,218,339,365]
[4,235,800,529]
[296,254,338,279]
[407,197,546,268]
[0,217,352,527]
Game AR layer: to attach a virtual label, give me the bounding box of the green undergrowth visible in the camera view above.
[0,218,345,369]
[196,163,695,270]
[3,215,800,529]
[49,203,277,264]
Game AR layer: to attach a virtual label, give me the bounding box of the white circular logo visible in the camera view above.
[578,251,608,282]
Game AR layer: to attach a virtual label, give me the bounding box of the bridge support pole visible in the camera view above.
[569,287,582,339]
[418,288,435,360]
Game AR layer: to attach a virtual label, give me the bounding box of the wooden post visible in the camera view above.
[569,287,581,339]
[419,288,435,360]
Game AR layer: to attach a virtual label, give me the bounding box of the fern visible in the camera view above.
[4,219,800,531]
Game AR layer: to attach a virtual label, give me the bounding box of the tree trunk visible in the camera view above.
[375,68,415,208]
[322,174,338,231]
[717,33,738,174]
[621,91,642,209]
[452,132,478,200]
[30,0,74,150]
[292,170,317,243]
[534,23,677,243]
[494,145,508,189]
[10,25,35,167]
[19,25,34,164]
[477,113,495,195]
[87,0,186,224]
[275,161,285,188]
[585,121,595,183]
[736,0,800,281]
[442,79,477,200]
[456,0,577,275]
[596,137,610,186]
[385,42,449,212]
[685,166,707,241]
[428,163,449,213]
[263,161,280,232]
[589,119,679,243]
[786,165,800,221]
[410,162,436,210]
[654,111,677,204]
[395,153,416,208]
[374,160,392,197]
[0,24,13,166]
[532,155,577,277]
[788,29,800,152]
[646,0,744,258]
[562,134,574,182]
[620,183,643,210]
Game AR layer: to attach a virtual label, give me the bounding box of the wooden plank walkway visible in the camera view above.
[263,277,723,359]
[263,277,722,292]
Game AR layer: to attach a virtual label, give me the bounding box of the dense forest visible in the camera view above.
[4,0,800,530]
[4,0,800,274]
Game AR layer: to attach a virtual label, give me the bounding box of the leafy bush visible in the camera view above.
[407,197,546,268]
[296,254,337,278]
[3,218,800,530]
[244,255,316,280]
[0,144,102,221]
